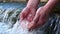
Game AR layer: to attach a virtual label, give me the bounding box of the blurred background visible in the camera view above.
[0,0,60,14]
[0,0,48,2]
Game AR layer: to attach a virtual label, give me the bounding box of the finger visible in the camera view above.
[28,7,43,29]
[28,21,35,30]
[33,10,40,23]
[20,13,24,20]
[28,7,44,29]
[27,9,36,22]
[28,12,40,29]
[28,21,39,30]
[28,21,41,30]
[20,11,26,20]
[20,7,30,20]
[32,7,44,23]
[37,16,47,27]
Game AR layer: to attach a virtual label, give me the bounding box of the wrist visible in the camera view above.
[49,0,59,2]
[43,0,59,12]
[26,0,40,9]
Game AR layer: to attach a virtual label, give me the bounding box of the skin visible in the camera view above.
[20,0,59,30]
[20,0,40,22]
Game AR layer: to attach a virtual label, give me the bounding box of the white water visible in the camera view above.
[0,8,47,34]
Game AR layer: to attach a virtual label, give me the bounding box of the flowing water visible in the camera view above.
[0,3,60,34]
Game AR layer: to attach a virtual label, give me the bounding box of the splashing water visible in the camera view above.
[0,8,46,34]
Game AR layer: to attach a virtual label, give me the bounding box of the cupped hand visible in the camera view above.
[28,7,51,30]
[20,7,37,22]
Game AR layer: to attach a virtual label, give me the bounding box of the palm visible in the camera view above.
[20,7,36,22]
[28,7,51,29]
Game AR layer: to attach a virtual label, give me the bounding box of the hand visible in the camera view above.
[28,7,51,30]
[20,7,37,22]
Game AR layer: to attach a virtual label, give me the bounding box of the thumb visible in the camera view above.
[28,12,40,29]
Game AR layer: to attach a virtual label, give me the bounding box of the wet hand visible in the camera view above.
[20,7,37,22]
[28,7,51,30]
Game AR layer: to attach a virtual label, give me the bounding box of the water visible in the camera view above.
[0,3,60,34]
